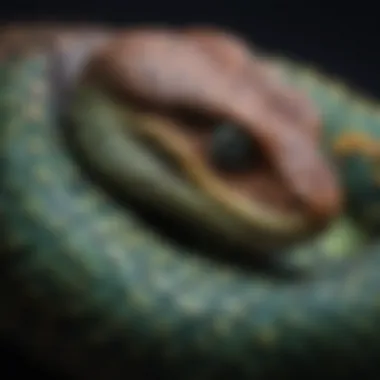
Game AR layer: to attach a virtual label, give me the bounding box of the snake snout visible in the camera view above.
[293,149,343,225]
[264,127,343,226]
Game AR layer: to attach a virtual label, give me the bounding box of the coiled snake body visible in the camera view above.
[1,25,380,379]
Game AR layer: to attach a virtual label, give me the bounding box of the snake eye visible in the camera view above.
[210,123,264,172]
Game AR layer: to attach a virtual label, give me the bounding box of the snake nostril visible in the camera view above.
[210,123,264,172]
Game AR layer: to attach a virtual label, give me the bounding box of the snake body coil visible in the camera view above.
[1,26,380,379]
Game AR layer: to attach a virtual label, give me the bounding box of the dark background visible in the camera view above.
[1,1,379,378]
[3,1,380,95]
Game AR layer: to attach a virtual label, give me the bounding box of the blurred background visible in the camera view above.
[1,0,378,377]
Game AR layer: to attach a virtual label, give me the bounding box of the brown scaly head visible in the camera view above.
[78,26,342,248]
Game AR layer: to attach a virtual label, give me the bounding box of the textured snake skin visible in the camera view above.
[1,36,380,379]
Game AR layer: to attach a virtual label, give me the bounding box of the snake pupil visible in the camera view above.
[210,123,263,172]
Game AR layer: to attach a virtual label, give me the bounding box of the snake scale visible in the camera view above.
[1,24,380,379]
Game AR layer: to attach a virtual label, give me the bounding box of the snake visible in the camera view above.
[1,24,380,379]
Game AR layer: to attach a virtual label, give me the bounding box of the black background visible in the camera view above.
[1,1,379,378]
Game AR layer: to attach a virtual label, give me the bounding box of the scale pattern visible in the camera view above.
[1,51,380,379]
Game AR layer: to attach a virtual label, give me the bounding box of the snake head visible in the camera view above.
[77,26,342,251]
